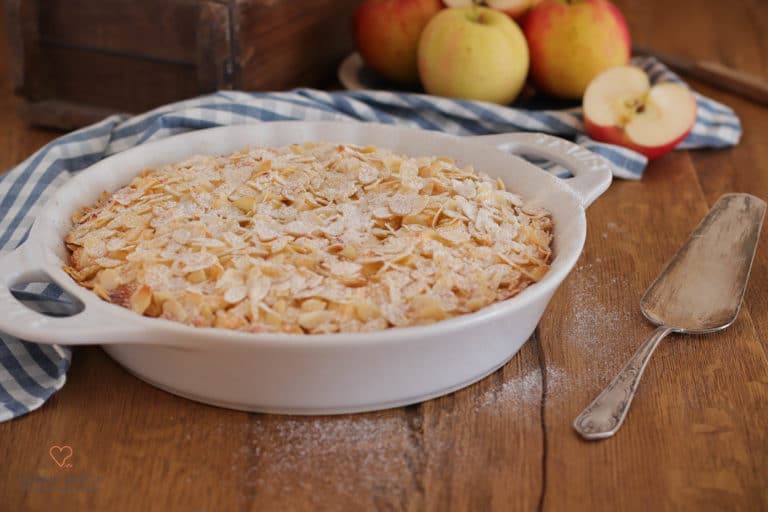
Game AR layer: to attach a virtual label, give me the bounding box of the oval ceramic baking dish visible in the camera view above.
[0,121,612,414]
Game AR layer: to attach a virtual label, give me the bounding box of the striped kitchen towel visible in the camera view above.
[0,56,741,421]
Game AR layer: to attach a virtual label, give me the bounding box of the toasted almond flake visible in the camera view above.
[191,237,226,248]
[97,268,121,290]
[358,165,379,184]
[301,298,327,312]
[223,285,248,304]
[129,285,152,314]
[452,179,477,198]
[112,187,139,205]
[354,300,380,322]
[372,206,392,219]
[92,283,110,300]
[321,221,345,237]
[284,220,314,236]
[162,298,188,321]
[71,210,85,224]
[410,293,447,321]
[231,195,256,213]
[253,223,279,242]
[95,257,123,268]
[340,245,357,259]
[187,269,207,284]
[298,310,335,331]
[106,238,126,252]
[248,276,270,303]
[437,224,471,245]
[221,232,243,247]
[178,252,218,272]
[388,194,423,216]
[402,213,431,226]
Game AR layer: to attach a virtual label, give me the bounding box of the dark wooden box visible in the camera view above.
[6,0,360,129]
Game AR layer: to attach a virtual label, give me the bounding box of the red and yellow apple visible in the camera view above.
[418,7,529,104]
[523,0,631,99]
[583,66,698,159]
[442,0,543,20]
[354,0,444,85]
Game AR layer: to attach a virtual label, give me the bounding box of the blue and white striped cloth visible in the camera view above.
[0,57,741,421]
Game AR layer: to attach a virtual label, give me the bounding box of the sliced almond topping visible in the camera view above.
[223,285,248,304]
[64,142,552,334]
[129,285,153,314]
[298,310,335,331]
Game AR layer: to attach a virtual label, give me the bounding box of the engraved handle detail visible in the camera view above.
[573,326,674,440]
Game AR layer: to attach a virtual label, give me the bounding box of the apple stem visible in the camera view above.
[468,0,484,22]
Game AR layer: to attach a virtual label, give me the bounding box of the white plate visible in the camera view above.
[338,52,401,92]
[338,52,425,93]
[337,52,577,111]
[338,52,370,91]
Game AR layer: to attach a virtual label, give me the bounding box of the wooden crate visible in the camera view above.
[6,0,360,129]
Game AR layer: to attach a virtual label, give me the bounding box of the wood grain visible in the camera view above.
[539,157,768,511]
[37,46,199,112]
[196,2,234,92]
[7,0,360,128]
[38,0,203,63]
[1,0,767,511]
[234,0,360,91]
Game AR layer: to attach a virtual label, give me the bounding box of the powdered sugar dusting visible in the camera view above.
[474,365,566,412]
[231,362,566,505]
[237,414,417,506]
[559,258,636,385]
[567,262,627,351]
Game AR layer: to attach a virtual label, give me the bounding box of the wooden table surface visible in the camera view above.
[1,1,767,511]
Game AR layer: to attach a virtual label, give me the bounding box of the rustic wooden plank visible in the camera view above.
[616,0,768,79]
[238,404,421,510]
[1,348,250,511]
[5,0,25,90]
[538,155,768,511]
[37,46,199,114]
[196,2,234,92]
[21,100,120,131]
[234,0,359,90]
[5,0,48,98]
[0,346,545,511]
[679,18,768,353]
[38,0,202,64]
[689,95,768,355]
[1,0,768,510]
[419,339,544,512]
[8,0,207,125]
[0,6,58,165]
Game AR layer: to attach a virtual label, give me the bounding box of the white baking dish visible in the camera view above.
[0,121,611,414]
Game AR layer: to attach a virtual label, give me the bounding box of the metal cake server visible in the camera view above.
[574,193,766,440]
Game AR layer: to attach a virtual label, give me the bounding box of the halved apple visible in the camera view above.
[486,0,541,19]
[442,0,539,19]
[583,66,697,160]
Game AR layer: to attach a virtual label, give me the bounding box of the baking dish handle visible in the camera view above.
[0,246,146,345]
[469,132,613,208]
